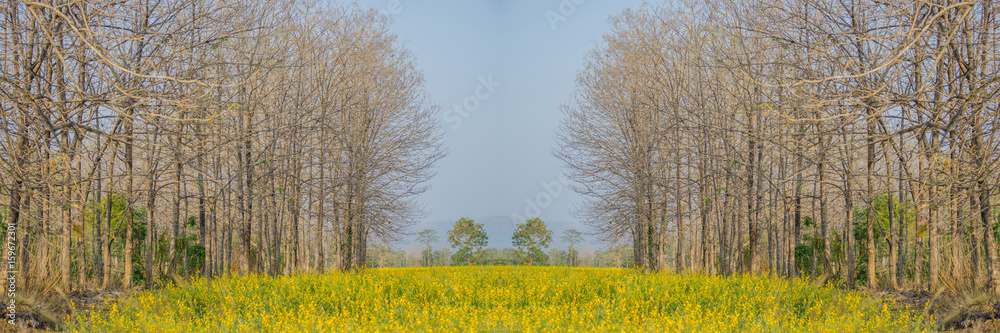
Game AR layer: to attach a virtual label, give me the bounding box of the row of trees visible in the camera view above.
[556,0,1000,291]
[1,0,443,292]
[407,218,591,266]
[446,217,557,265]
[369,239,627,268]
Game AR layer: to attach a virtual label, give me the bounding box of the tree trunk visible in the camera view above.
[889,161,898,289]
[844,173,855,289]
[676,158,684,273]
[124,108,135,289]
[980,186,999,294]
[61,182,72,291]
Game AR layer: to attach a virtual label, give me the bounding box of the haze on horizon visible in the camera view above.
[350,0,649,250]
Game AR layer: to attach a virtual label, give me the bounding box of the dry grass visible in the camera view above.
[3,276,74,331]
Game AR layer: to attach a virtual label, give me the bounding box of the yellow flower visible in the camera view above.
[68,267,928,332]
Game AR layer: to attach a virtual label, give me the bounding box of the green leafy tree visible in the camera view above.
[594,244,633,268]
[512,217,553,265]
[432,248,452,266]
[549,248,574,266]
[561,229,583,266]
[850,194,915,286]
[85,193,151,281]
[448,217,488,265]
[479,248,527,266]
[365,245,407,268]
[417,229,439,266]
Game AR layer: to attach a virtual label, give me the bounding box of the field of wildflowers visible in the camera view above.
[69,267,930,332]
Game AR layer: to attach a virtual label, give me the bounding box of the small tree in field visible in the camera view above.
[417,229,439,266]
[512,218,553,265]
[448,218,488,265]
[562,229,583,266]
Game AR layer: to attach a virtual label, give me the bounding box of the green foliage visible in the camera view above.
[593,244,633,268]
[478,248,529,266]
[794,243,815,274]
[82,193,209,282]
[365,245,452,268]
[85,193,148,234]
[417,248,452,267]
[562,229,583,248]
[556,229,584,266]
[991,208,1000,241]
[849,193,914,286]
[452,248,483,266]
[830,234,844,265]
[131,218,148,285]
[512,218,552,265]
[549,247,580,267]
[83,192,153,283]
[448,217,488,265]
[366,245,408,268]
[420,248,433,266]
[180,236,205,274]
[417,229,439,247]
[416,229,439,266]
[431,248,452,266]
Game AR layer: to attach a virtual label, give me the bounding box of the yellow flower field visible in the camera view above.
[69,267,929,332]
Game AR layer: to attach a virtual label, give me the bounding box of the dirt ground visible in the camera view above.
[0,289,133,332]
[869,289,1000,332]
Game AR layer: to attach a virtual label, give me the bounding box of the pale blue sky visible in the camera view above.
[350,0,651,248]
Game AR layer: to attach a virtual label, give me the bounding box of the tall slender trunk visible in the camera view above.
[197,128,207,277]
[865,105,876,289]
[980,185,998,293]
[95,161,104,285]
[291,160,302,273]
[675,158,684,272]
[889,159,898,289]
[61,178,72,291]
[913,172,924,289]
[38,145,51,283]
[844,172,855,289]
[17,191,31,287]
[746,139,756,274]
[949,131,961,284]
[317,146,326,272]
[270,173,281,275]
[928,133,940,292]
[897,149,906,287]
[793,149,802,277]
[700,160,709,273]
[102,161,113,288]
[243,111,254,274]
[76,181,87,288]
[950,166,961,284]
[145,179,157,289]
[782,118,801,277]
[818,130,830,276]
[970,190,980,286]
[171,143,182,276]
[124,108,135,288]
